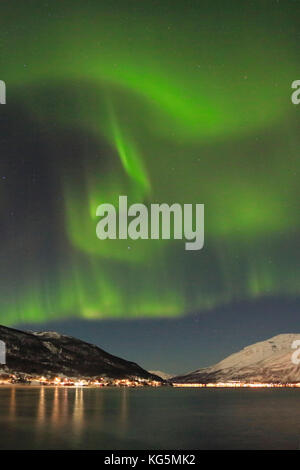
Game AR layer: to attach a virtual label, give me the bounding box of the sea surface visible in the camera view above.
[0,386,299,450]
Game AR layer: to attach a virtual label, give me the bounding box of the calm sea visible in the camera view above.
[0,386,299,450]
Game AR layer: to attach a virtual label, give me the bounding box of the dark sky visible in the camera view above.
[0,1,300,374]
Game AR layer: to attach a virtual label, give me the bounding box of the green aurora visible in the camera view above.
[0,1,300,324]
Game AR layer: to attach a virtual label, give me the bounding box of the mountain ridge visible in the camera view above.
[0,324,163,383]
[172,334,300,384]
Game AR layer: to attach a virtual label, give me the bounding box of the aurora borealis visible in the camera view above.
[1,0,300,326]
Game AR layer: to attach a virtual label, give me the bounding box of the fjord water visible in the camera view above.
[0,386,299,450]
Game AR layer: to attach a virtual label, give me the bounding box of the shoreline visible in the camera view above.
[0,382,300,389]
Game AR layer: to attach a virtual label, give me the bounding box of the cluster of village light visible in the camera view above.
[0,374,162,387]
[1,374,300,388]
[173,382,300,388]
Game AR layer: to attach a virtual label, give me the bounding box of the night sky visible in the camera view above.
[1,1,300,374]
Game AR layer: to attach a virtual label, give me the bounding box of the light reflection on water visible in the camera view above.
[0,386,299,449]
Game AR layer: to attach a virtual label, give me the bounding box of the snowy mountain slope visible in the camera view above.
[173,334,300,384]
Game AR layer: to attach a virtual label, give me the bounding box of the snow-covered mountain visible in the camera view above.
[0,324,163,382]
[173,334,300,384]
